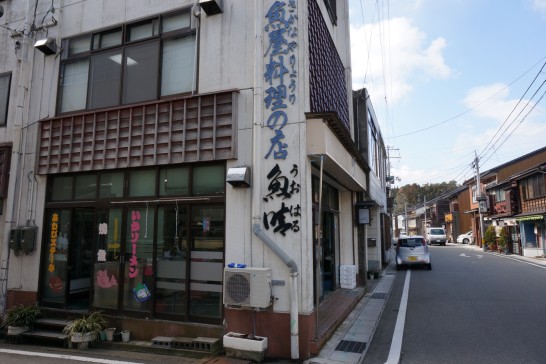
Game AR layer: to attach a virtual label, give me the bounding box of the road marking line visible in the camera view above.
[384,270,410,364]
[0,348,140,364]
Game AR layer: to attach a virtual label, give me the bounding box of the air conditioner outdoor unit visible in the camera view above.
[223,267,272,308]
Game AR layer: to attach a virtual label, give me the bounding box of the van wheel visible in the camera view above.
[427,264,432,270]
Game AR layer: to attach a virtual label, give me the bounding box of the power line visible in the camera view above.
[384,57,546,139]
[478,61,546,160]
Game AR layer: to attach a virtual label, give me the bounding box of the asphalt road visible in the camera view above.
[364,245,546,364]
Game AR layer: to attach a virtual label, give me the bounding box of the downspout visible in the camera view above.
[253,224,299,360]
[315,154,324,338]
[191,0,201,95]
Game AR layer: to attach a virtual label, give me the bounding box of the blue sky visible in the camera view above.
[349,0,546,186]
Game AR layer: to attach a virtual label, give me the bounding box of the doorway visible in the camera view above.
[67,208,95,309]
[321,211,338,295]
[41,208,95,310]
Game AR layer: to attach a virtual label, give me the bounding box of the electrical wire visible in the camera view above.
[478,61,546,160]
[384,57,546,139]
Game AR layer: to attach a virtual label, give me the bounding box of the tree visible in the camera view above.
[484,225,497,250]
[392,180,458,215]
[498,228,510,253]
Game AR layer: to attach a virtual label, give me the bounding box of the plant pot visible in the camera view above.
[105,328,116,341]
[71,332,94,343]
[223,332,268,351]
[223,332,268,362]
[7,326,29,335]
[121,330,130,342]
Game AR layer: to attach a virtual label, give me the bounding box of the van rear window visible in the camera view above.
[430,229,445,234]
[399,238,425,247]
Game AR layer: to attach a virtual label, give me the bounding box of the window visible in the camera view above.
[75,174,97,199]
[0,72,11,126]
[129,170,156,197]
[495,189,506,202]
[93,28,122,50]
[324,0,337,25]
[49,163,225,202]
[160,167,189,196]
[99,172,124,198]
[522,174,546,200]
[58,10,196,114]
[193,165,225,195]
[368,113,378,174]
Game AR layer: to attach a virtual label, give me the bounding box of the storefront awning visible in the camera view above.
[515,214,544,222]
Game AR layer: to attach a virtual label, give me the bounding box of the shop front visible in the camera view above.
[41,164,226,325]
[516,215,545,257]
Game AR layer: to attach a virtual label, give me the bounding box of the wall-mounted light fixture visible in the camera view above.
[34,37,57,55]
[226,166,251,188]
[200,0,223,15]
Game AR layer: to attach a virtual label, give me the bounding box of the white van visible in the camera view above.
[426,227,447,246]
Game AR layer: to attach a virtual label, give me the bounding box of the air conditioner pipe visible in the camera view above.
[253,224,299,360]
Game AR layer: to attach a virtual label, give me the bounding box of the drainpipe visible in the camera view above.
[253,224,299,360]
[315,154,324,338]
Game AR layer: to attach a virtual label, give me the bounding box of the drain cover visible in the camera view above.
[335,340,366,353]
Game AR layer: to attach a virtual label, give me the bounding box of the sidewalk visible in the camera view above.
[305,267,396,364]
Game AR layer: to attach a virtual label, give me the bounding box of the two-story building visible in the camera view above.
[0,0,390,360]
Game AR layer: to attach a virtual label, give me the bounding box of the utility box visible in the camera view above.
[9,228,22,254]
[21,226,38,255]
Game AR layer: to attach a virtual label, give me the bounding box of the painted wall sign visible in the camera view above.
[262,1,300,237]
[129,211,140,278]
[264,0,298,160]
[48,213,59,272]
[263,164,301,236]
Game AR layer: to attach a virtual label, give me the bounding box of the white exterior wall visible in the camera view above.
[367,173,386,268]
[1,0,360,321]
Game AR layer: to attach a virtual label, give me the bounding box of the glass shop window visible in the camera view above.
[192,165,225,195]
[128,170,156,197]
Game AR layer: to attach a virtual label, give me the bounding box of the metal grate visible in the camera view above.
[335,340,366,354]
[371,293,388,299]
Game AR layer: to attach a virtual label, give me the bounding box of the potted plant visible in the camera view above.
[498,228,510,254]
[223,332,268,362]
[1,304,42,335]
[63,311,108,348]
[484,225,497,252]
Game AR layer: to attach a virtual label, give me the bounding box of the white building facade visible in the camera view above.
[0,0,389,360]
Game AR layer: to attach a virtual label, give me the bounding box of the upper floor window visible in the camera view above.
[495,189,506,202]
[368,111,378,174]
[521,174,546,200]
[0,72,11,126]
[324,0,337,25]
[58,10,195,114]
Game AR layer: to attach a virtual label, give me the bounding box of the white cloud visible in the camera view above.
[350,17,451,105]
[531,0,546,13]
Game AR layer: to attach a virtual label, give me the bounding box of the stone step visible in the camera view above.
[21,330,69,341]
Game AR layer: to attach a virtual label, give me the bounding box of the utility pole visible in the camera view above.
[404,202,408,234]
[475,151,487,252]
